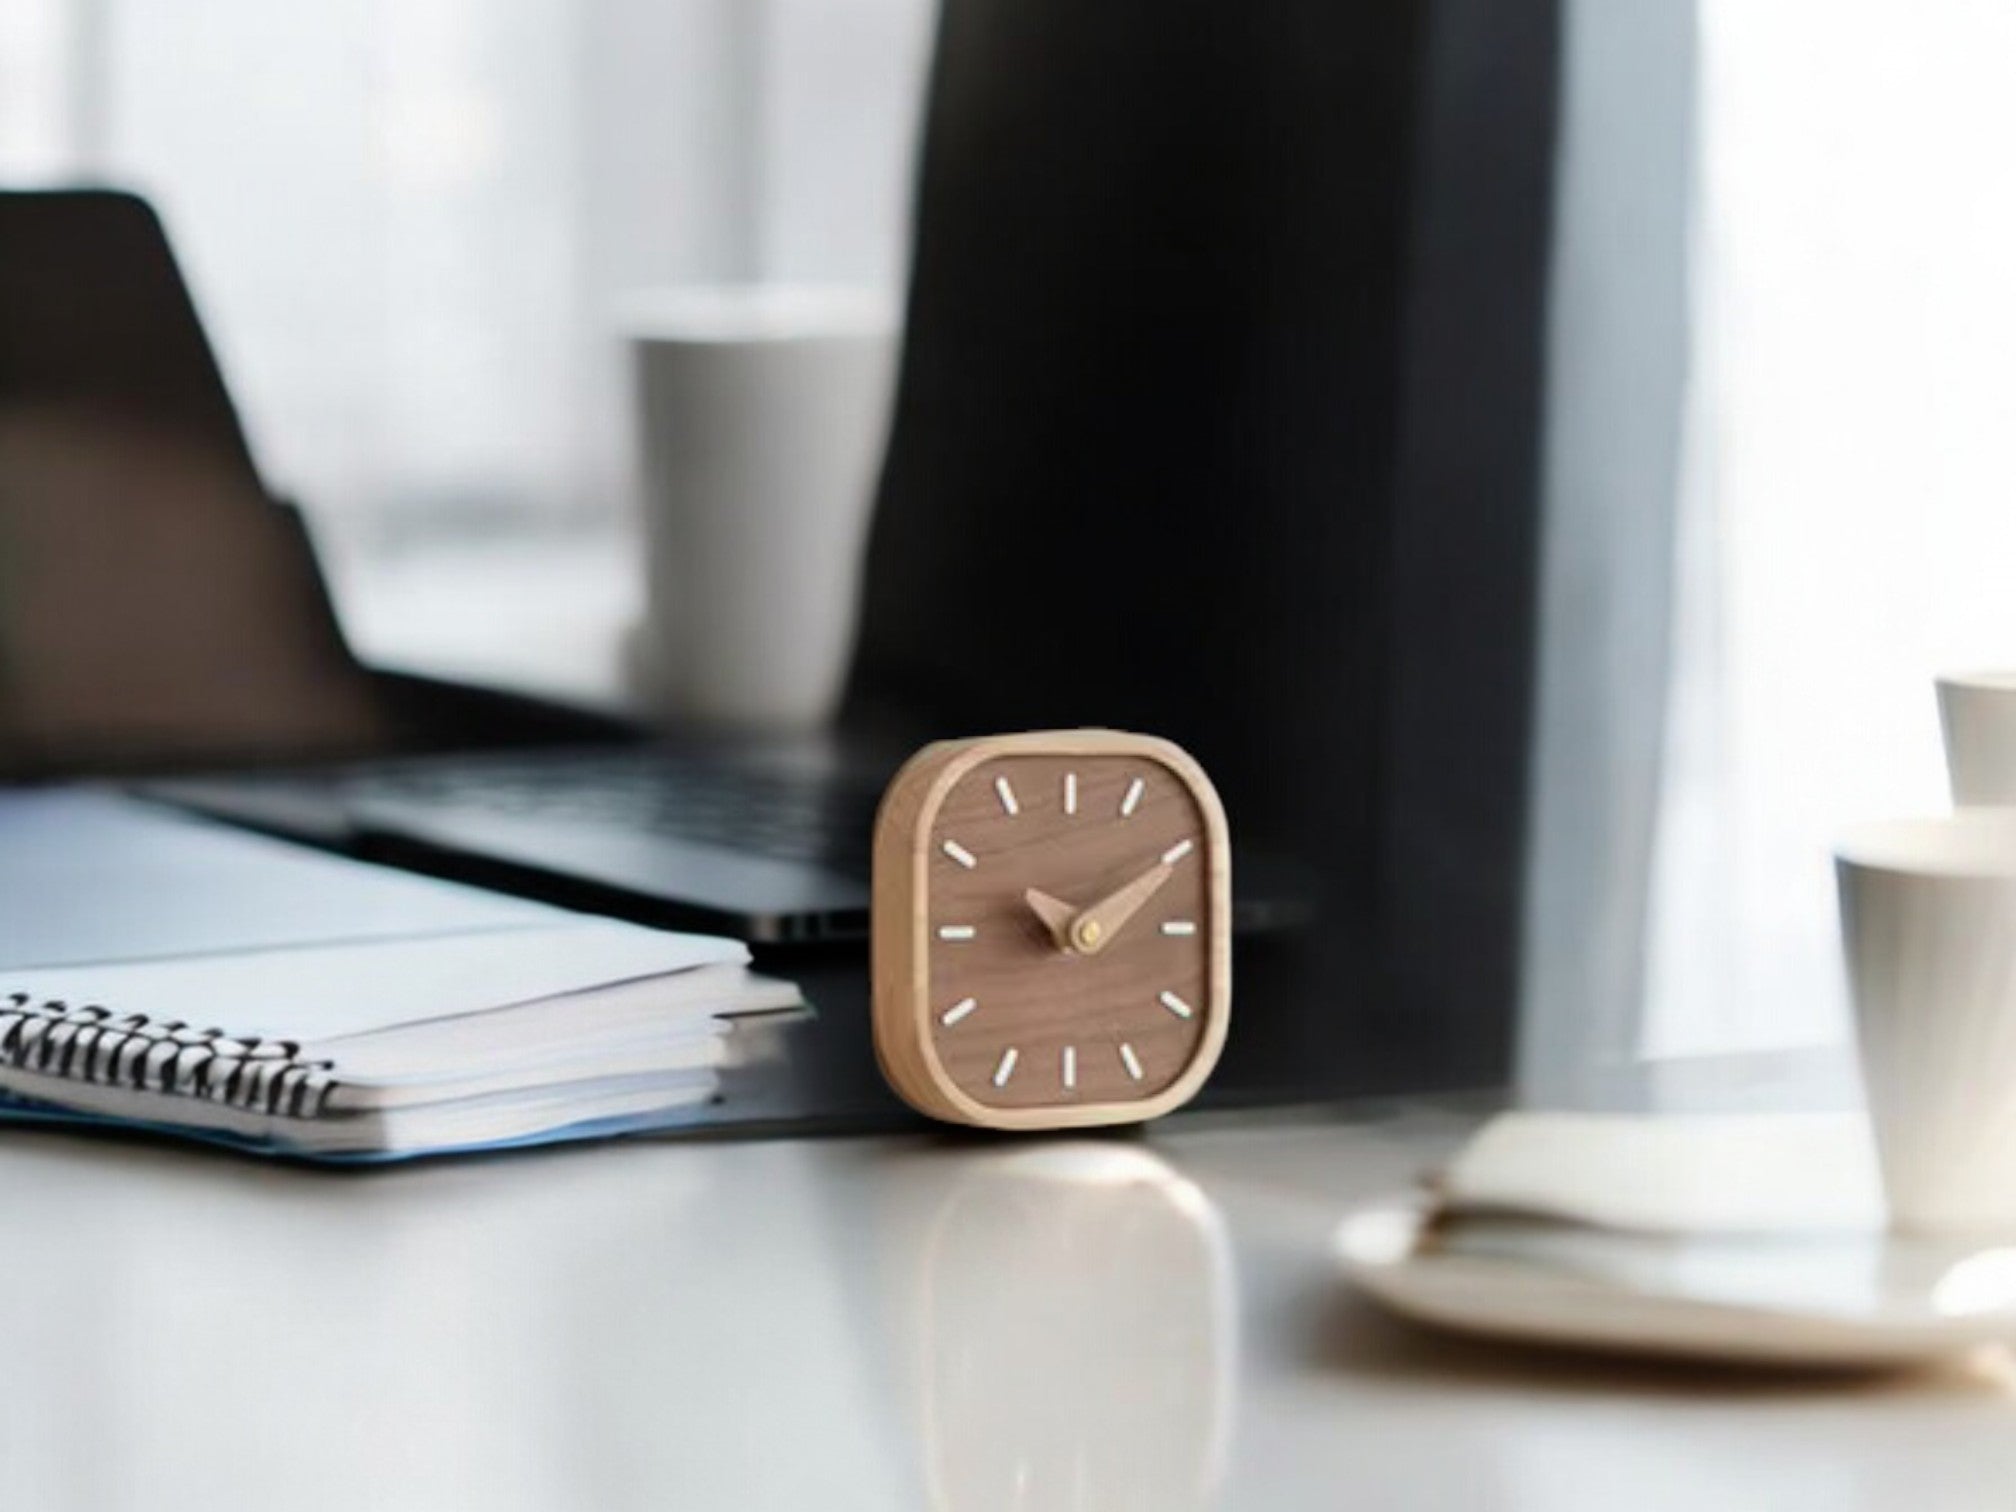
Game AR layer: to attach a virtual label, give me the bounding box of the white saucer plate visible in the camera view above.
[1336,1195,2016,1369]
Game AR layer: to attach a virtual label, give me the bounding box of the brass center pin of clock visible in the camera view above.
[1073,918,1104,951]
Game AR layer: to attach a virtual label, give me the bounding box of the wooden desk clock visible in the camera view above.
[872,731,1231,1130]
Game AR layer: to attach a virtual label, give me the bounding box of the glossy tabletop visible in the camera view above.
[5,1103,2015,1511]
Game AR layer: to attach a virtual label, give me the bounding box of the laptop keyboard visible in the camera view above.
[341,750,883,872]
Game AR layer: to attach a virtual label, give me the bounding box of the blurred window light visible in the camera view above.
[0,0,83,176]
[1641,0,2016,1056]
[0,0,935,552]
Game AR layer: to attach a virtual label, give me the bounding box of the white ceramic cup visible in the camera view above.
[1837,812,2016,1232]
[1938,672,2016,806]
[619,285,899,732]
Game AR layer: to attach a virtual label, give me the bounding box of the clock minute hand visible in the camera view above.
[1067,861,1173,955]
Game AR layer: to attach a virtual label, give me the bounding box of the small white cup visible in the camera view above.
[1837,812,2016,1232]
[1938,672,2016,806]
[619,285,899,732]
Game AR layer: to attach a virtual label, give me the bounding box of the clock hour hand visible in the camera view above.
[1066,860,1174,955]
[1023,887,1079,951]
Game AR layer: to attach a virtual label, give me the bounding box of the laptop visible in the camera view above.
[0,190,875,936]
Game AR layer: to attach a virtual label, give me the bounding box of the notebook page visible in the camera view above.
[0,790,565,970]
[0,921,749,1046]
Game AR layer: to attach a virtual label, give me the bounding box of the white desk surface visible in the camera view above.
[5,1102,2013,1512]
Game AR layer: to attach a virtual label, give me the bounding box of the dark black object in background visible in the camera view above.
[849,0,1562,1094]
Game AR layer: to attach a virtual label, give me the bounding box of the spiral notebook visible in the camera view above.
[0,791,801,1161]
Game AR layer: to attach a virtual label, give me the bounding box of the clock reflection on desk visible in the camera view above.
[914,1145,1235,1511]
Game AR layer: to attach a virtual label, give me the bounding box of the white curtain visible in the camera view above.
[1527,0,2016,1096]
[0,0,935,547]
[1642,0,2016,1057]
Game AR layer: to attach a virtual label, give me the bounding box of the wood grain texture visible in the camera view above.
[872,731,1231,1130]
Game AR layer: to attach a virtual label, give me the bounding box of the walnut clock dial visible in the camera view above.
[872,731,1231,1130]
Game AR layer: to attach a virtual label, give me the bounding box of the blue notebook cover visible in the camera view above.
[0,1089,724,1165]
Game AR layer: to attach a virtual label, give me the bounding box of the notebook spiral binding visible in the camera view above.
[0,992,337,1118]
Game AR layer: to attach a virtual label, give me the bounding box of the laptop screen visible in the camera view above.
[0,191,385,774]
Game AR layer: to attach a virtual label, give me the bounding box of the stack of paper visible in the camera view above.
[0,792,798,1160]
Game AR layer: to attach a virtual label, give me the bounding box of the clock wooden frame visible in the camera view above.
[871,729,1232,1130]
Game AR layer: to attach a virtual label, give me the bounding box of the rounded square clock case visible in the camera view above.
[871,730,1231,1129]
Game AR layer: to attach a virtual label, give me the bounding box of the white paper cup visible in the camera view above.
[1838,812,2016,1231]
[1938,672,2016,807]
[619,285,899,732]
